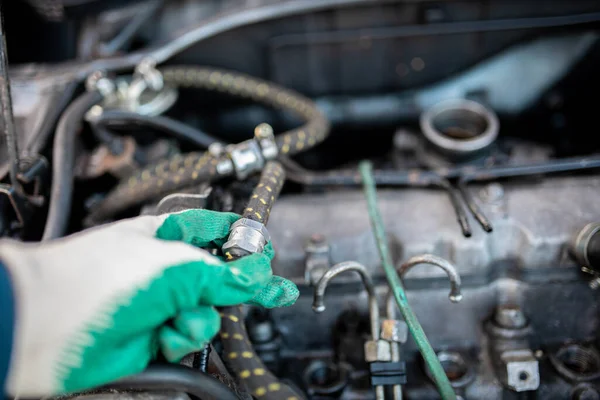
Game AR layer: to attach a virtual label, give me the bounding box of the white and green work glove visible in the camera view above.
[0,209,298,397]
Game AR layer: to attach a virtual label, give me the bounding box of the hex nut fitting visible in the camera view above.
[365,340,392,363]
[381,320,408,344]
[500,349,540,392]
[222,218,271,255]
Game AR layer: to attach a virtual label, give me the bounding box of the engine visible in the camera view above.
[2,1,600,399]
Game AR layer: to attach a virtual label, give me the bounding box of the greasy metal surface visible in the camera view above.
[266,175,600,398]
[269,176,600,281]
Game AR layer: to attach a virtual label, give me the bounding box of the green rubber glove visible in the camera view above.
[0,209,298,397]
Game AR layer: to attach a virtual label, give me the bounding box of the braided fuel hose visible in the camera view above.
[86,66,329,224]
[220,162,303,400]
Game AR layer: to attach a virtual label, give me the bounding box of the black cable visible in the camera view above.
[96,109,222,148]
[104,364,238,400]
[42,90,103,241]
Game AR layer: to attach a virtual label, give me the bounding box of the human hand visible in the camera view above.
[0,209,298,397]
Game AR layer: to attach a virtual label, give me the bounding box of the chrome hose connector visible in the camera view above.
[222,218,271,255]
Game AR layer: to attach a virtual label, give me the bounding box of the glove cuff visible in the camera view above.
[0,261,15,394]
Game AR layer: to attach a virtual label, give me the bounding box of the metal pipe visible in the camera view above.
[313,261,380,341]
[312,261,383,400]
[385,254,462,320]
[384,254,462,400]
[0,7,21,194]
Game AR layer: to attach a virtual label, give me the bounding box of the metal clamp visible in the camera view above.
[213,123,278,179]
[222,218,271,255]
[86,59,177,116]
[0,155,48,231]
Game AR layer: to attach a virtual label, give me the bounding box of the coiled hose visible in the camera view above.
[220,162,303,400]
[85,66,329,225]
[42,90,104,241]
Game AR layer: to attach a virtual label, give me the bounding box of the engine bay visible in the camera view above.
[2,1,600,399]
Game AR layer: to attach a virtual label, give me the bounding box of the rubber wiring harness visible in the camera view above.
[85,66,329,225]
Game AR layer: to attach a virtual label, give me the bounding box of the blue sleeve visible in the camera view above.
[0,262,14,395]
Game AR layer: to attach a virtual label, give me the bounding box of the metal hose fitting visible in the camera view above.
[87,66,329,223]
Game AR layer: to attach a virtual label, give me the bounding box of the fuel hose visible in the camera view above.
[85,66,329,225]
[219,161,304,400]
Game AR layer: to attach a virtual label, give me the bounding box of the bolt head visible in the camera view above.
[501,350,540,392]
[254,123,274,139]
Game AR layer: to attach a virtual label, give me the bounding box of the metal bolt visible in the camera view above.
[254,123,274,139]
[495,305,527,329]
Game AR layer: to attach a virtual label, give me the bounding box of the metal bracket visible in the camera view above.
[0,155,48,231]
[86,59,178,117]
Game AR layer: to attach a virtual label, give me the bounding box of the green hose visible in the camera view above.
[359,161,457,400]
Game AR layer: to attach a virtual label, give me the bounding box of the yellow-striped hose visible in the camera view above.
[220,162,303,400]
[86,66,329,224]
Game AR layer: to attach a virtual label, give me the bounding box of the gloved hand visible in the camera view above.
[0,209,298,397]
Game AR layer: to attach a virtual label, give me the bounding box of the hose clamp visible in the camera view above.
[222,218,271,255]
[226,123,278,180]
[88,59,177,116]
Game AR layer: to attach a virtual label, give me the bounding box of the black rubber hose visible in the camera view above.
[42,90,103,241]
[160,67,329,156]
[220,162,304,400]
[96,109,222,148]
[84,151,218,226]
[104,364,238,400]
[86,66,329,224]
